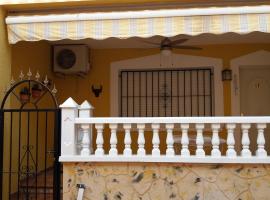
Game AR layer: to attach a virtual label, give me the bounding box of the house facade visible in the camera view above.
[0,0,270,199]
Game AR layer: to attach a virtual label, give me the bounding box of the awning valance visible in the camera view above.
[6,6,270,44]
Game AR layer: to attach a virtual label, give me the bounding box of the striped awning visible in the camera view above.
[5,6,270,44]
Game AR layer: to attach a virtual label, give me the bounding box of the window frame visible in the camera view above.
[110,53,224,117]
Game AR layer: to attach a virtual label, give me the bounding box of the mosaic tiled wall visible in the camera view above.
[63,163,270,200]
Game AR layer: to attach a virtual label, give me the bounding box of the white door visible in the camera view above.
[240,66,270,154]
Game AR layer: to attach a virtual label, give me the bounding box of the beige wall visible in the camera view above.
[7,19,270,200]
[0,6,12,200]
[11,41,270,116]
[63,162,270,200]
[0,7,11,103]
[10,41,270,155]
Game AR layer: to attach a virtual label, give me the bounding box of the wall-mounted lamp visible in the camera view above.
[91,85,103,97]
[222,69,232,81]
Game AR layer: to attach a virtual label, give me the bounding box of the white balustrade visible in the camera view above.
[241,123,251,157]
[137,124,146,156]
[80,125,90,156]
[123,124,132,156]
[79,100,93,156]
[152,124,160,156]
[180,124,190,157]
[166,124,175,156]
[95,124,104,156]
[256,123,267,157]
[211,123,221,157]
[226,123,237,157]
[59,98,270,163]
[109,124,118,156]
[196,124,205,157]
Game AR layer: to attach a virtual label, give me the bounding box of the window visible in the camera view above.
[119,68,213,117]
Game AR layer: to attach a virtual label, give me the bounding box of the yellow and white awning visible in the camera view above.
[5,6,270,44]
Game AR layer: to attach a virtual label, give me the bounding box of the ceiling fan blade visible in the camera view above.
[173,45,202,50]
[140,40,161,46]
[170,38,189,45]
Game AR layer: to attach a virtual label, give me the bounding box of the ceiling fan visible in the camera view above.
[142,37,202,56]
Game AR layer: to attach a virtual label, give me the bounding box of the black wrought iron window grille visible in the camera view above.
[119,68,214,117]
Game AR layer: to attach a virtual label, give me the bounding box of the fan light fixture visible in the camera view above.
[161,48,172,56]
[141,37,202,56]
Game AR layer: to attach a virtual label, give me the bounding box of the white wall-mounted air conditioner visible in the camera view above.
[53,44,90,74]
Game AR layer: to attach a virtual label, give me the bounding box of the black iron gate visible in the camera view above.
[0,78,61,200]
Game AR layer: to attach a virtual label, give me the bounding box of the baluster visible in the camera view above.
[80,125,90,156]
[166,124,175,156]
[95,124,104,156]
[79,100,94,155]
[152,124,160,156]
[137,124,145,156]
[211,124,221,157]
[109,124,118,156]
[196,124,205,157]
[241,123,251,157]
[123,124,132,156]
[256,123,267,157]
[226,123,237,157]
[181,124,190,157]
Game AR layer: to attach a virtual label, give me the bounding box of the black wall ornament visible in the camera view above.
[91,85,103,97]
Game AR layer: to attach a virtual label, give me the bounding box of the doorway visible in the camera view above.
[239,66,270,154]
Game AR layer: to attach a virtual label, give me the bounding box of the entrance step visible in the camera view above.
[10,168,62,200]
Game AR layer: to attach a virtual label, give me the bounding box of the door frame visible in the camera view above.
[230,50,270,116]
[230,50,270,153]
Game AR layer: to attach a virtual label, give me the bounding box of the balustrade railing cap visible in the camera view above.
[79,100,94,110]
[60,97,78,108]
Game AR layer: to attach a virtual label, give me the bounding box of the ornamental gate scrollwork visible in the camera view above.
[0,70,61,200]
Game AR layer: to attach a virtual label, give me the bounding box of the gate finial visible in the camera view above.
[2,71,58,109]
[27,68,32,80]
[19,70,24,80]
[44,75,49,86]
[35,71,40,81]
[52,84,57,96]
[10,77,15,86]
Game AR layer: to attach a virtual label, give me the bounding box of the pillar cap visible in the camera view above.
[79,100,94,110]
[60,97,78,108]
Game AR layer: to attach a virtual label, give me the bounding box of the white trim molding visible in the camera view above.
[60,155,270,164]
[110,53,224,117]
[230,50,270,116]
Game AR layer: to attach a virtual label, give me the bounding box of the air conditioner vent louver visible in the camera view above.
[53,44,90,74]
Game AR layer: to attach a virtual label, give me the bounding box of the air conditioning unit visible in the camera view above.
[53,44,90,74]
